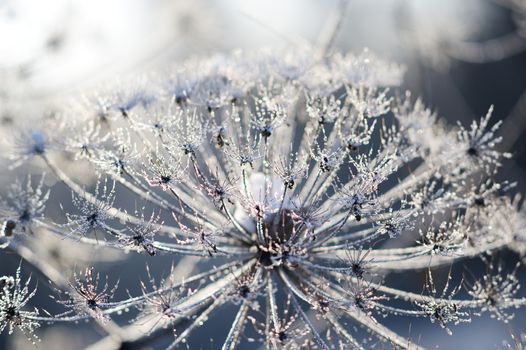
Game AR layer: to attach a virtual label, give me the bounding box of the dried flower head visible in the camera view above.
[415,269,471,335]
[466,258,522,323]
[1,47,526,349]
[0,176,49,237]
[53,267,119,321]
[0,266,39,344]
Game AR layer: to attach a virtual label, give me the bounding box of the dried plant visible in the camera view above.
[1,46,525,349]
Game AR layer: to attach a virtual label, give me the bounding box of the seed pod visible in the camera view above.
[2,220,16,237]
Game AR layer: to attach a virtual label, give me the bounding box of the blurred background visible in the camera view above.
[1,0,526,348]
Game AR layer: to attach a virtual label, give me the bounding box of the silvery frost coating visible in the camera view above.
[1,47,526,349]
